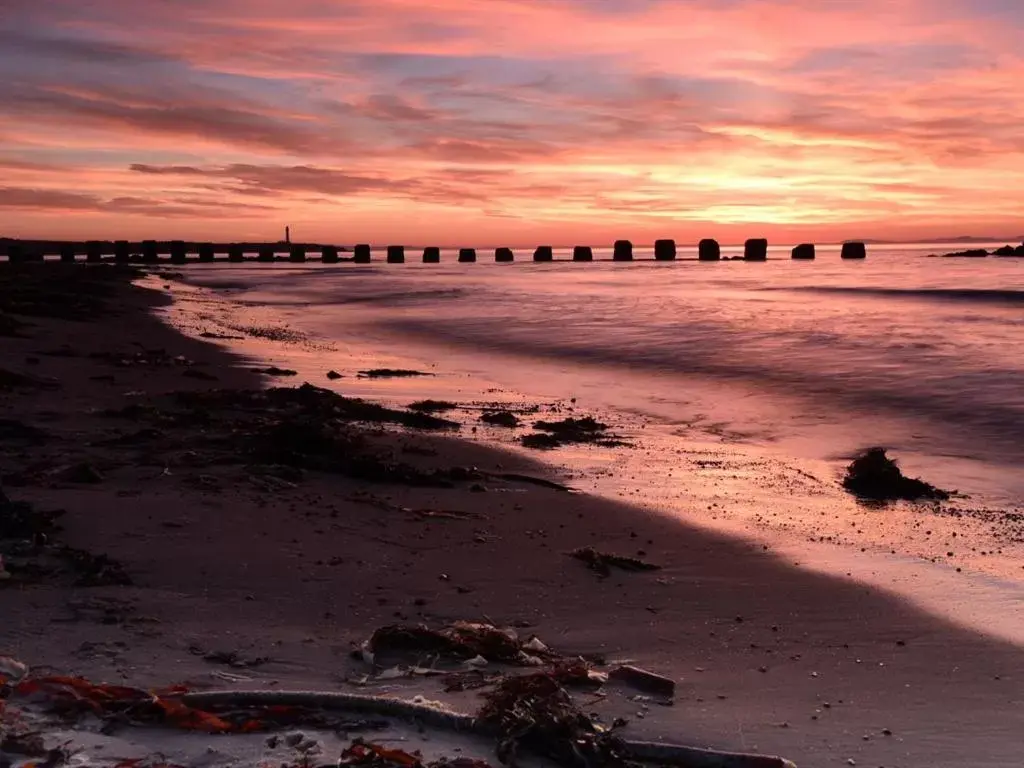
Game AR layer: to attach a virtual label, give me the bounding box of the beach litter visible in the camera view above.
[356,622,560,668]
[569,547,661,578]
[358,370,435,379]
[842,448,950,502]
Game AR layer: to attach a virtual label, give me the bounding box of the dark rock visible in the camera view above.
[182,368,218,381]
[842,447,949,502]
[792,243,815,260]
[744,238,768,261]
[289,244,306,263]
[409,399,458,413]
[59,463,104,484]
[60,244,78,263]
[354,244,372,263]
[939,249,988,258]
[357,369,433,379]
[841,241,867,259]
[87,241,106,263]
[458,248,477,263]
[698,239,721,261]
[326,370,343,380]
[228,244,245,262]
[198,243,215,262]
[169,241,186,264]
[495,247,514,263]
[481,410,520,428]
[422,247,441,263]
[257,245,276,262]
[613,240,633,261]
[993,245,1016,256]
[321,246,339,263]
[114,240,131,263]
[534,246,553,262]
[386,245,405,263]
[572,246,593,262]
[257,367,298,377]
[654,239,676,261]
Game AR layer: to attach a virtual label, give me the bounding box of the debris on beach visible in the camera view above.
[358,369,435,379]
[607,664,676,698]
[327,369,344,379]
[357,622,559,667]
[569,547,661,578]
[842,447,950,502]
[409,400,458,413]
[521,417,625,449]
[257,365,298,376]
[480,411,520,428]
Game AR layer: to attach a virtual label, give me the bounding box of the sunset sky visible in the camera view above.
[2,0,1024,245]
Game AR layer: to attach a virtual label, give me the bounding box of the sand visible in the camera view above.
[1,263,1022,768]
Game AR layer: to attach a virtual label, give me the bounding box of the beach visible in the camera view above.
[2,260,1023,768]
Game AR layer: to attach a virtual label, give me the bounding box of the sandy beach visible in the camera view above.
[2,263,1022,768]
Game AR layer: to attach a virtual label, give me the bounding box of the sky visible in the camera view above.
[2,0,1024,246]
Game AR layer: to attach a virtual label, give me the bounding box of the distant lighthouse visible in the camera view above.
[285,225,291,244]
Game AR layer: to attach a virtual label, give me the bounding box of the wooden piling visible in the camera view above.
[321,246,339,263]
[198,244,215,262]
[791,243,815,260]
[114,240,131,263]
[573,246,593,262]
[458,248,477,263]
[613,240,633,261]
[495,247,514,262]
[289,244,307,263]
[534,246,553,262]
[423,247,440,263]
[169,241,187,264]
[141,240,159,263]
[354,244,371,263]
[7,244,23,263]
[841,242,867,259]
[87,241,106,263]
[744,238,768,261]
[60,244,77,263]
[228,244,245,262]
[387,245,405,263]
[654,239,677,261]
[698,239,721,261]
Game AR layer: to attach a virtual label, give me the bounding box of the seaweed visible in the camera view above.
[842,448,950,502]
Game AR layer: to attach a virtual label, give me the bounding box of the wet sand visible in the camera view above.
[1,263,1022,768]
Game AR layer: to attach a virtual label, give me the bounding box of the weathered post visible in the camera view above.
[141,240,159,263]
[613,240,633,261]
[534,246,553,262]
[841,242,867,259]
[169,241,187,264]
[573,246,593,262]
[87,241,106,263]
[228,244,245,262]
[387,245,405,263]
[792,243,816,260]
[289,244,307,263]
[7,244,23,263]
[198,243,215,262]
[698,239,721,261]
[744,238,768,261]
[114,240,131,263]
[354,244,371,263]
[655,239,677,261]
[423,247,440,263]
[458,248,477,263]
[495,247,514,262]
[321,246,339,263]
[60,244,77,263]
[25,249,44,263]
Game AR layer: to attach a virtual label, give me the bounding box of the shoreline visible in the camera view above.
[2,263,1023,767]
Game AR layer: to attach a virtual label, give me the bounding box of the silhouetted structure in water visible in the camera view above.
[354,244,371,263]
[142,240,159,263]
[423,247,440,263]
[170,241,187,264]
[198,243,215,262]
[613,240,633,261]
[321,245,339,263]
[495,247,514,262]
[534,246,553,262]
[655,239,676,261]
[744,238,768,261]
[228,244,245,262]
[289,244,306,263]
[60,244,76,263]
[842,242,867,259]
[257,245,275,262]
[698,239,720,261]
[387,245,405,264]
[573,246,593,262]
[114,240,130,263]
[7,244,23,263]
[459,248,477,263]
[792,243,815,260]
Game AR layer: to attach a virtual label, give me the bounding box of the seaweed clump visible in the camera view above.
[842,448,950,502]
